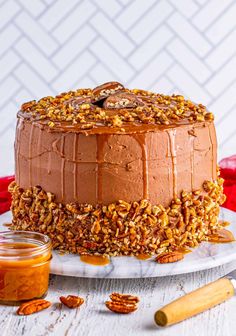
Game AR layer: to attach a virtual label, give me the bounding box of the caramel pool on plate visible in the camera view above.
[0,231,52,305]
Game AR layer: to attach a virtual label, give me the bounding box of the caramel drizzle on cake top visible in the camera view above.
[19,81,214,132]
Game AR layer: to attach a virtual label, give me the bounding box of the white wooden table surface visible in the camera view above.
[1,260,236,336]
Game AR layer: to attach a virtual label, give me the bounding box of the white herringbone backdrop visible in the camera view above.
[0,0,236,176]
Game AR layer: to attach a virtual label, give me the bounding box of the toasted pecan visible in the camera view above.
[109,292,139,304]
[17,299,51,315]
[105,301,137,314]
[103,92,144,109]
[208,229,235,243]
[105,292,139,314]
[92,81,124,102]
[60,295,84,309]
[156,251,184,264]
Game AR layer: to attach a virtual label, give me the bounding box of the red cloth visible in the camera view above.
[219,155,236,212]
[0,176,15,214]
[0,156,235,214]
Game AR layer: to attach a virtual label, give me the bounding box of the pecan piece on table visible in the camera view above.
[60,295,84,309]
[105,292,139,314]
[103,92,144,109]
[17,299,51,316]
[109,292,140,304]
[208,229,235,243]
[92,81,125,102]
[156,251,184,264]
[105,301,138,314]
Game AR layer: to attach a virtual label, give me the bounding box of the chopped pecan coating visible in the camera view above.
[9,175,227,258]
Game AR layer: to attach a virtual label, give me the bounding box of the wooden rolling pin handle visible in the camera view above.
[154,277,235,327]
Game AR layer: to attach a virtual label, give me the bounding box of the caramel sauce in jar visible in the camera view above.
[0,231,52,305]
[80,255,110,266]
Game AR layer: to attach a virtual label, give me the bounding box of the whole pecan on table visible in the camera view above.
[156,251,184,264]
[17,299,51,316]
[105,292,140,314]
[60,295,84,309]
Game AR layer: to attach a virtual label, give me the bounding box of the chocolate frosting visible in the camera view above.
[15,115,217,206]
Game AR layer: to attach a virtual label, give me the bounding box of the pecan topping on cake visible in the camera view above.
[103,92,144,109]
[65,96,93,109]
[19,82,214,130]
[92,81,125,102]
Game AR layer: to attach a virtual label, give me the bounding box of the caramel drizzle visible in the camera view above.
[37,126,42,182]
[167,129,177,198]
[73,133,77,199]
[190,129,195,190]
[28,123,34,185]
[47,150,51,175]
[208,125,216,179]
[132,134,149,199]
[15,119,21,185]
[80,255,110,266]
[60,135,65,201]
[96,135,109,204]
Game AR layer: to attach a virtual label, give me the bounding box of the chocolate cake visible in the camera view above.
[9,82,227,259]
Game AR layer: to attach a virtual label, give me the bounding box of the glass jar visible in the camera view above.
[0,231,52,305]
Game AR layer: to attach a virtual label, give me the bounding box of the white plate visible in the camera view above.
[0,208,235,278]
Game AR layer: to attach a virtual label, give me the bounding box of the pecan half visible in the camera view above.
[65,96,93,109]
[105,292,139,314]
[110,292,140,304]
[105,301,138,314]
[60,295,84,308]
[92,81,125,102]
[156,251,184,264]
[208,229,235,243]
[17,299,51,315]
[103,92,144,109]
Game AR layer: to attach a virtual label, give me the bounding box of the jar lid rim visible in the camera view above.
[0,231,51,258]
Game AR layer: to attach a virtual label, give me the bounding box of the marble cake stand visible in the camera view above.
[0,208,235,278]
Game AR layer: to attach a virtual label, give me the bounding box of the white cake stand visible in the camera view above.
[0,208,235,278]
